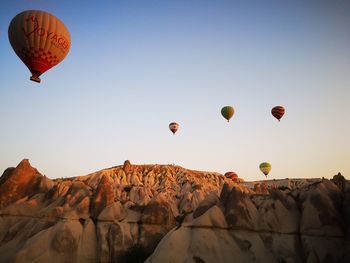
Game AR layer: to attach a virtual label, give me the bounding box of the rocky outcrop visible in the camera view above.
[0,160,349,263]
[0,159,53,209]
[148,176,350,263]
[0,160,225,263]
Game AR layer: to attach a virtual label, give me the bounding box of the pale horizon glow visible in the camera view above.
[0,1,349,180]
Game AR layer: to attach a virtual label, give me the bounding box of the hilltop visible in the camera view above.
[0,159,349,263]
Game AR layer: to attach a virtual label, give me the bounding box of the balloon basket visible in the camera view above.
[30,75,41,83]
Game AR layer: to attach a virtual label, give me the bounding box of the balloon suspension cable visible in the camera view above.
[30,74,41,83]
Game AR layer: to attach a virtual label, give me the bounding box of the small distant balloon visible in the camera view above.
[271,106,285,122]
[259,162,271,177]
[169,122,179,135]
[224,171,238,182]
[221,106,234,122]
[8,10,71,83]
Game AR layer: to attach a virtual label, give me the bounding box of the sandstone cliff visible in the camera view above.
[0,160,349,263]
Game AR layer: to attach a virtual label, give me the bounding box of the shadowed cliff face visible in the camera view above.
[0,160,349,263]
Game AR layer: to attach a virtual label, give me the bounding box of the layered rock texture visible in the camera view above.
[0,160,349,263]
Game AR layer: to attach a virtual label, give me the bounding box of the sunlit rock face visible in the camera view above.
[0,160,349,263]
[148,178,350,263]
[0,160,223,263]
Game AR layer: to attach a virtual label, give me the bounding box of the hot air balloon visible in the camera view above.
[271,106,285,122]
[259,162,271,177]
[8,10,71,83]
[169,122,179,135]
[221,106,234,122]
[224,171,238,182]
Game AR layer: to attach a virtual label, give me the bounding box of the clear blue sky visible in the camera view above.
[0,0,349,180]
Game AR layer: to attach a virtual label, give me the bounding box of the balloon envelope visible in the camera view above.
[271,106,285,121]
[259,162,271,177]
[8,10,71,83]
[169,122,179,134]
[224,171,238,181]
[221,106,234,122]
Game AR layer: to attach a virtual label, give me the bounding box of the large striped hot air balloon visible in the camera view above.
[8,10,71,83]
[271,106,285,122]
[221,106,234,122]
[259,162,271,177]
[169,122,179,135]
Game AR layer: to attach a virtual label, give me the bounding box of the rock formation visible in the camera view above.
[0,160,349,263]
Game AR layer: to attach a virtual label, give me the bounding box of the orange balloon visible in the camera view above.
[8,10,71,83]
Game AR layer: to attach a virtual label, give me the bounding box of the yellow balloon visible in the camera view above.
[8,10,71,83]
[221,106,234,122]
[259,162,271,177]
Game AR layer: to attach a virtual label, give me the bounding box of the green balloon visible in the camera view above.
[221,106,234,122]
[259,162,271,177]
